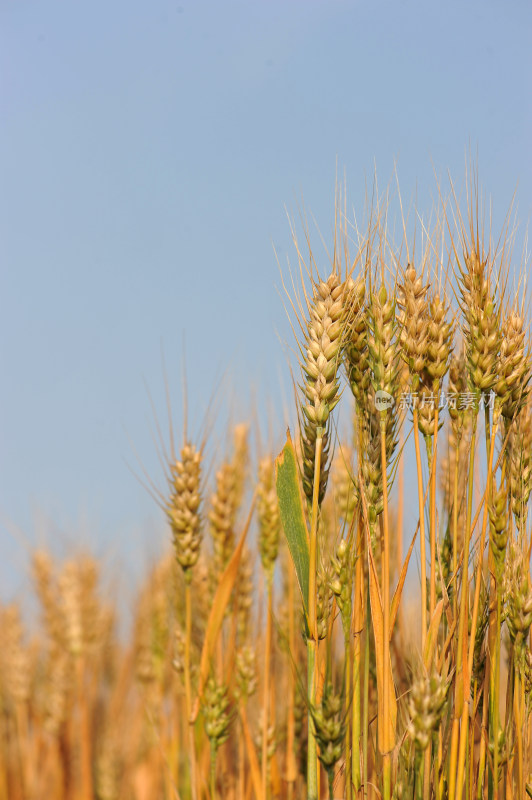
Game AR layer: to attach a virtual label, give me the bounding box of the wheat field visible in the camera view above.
[1,174,531,800]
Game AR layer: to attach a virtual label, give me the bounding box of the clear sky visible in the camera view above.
[2,0,531,601]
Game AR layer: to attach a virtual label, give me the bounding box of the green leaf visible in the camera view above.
[275,430,310,616]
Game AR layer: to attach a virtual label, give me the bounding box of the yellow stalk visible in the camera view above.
[413,406,428,649]
[345,622,352,800]
[285,565,297,800]
[457,404,498,797]
[261,581,273,800]
[307,430,323,800]
[397,426,405,590]
[452,434,461,622]
[429,391,440,621]
[467,411,499,678]
[476,668,489,798]
[380,417,392,800]
[515,673,524,800]
[77,656,93,800]
[352,515,364,796]
[437,729,444,800]
[449,412,477,799]
[185,579,197,800]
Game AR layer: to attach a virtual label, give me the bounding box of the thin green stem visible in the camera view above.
[307,641,318,799]
[328,769,335,800]
[210,741,217,800]
[423,746,431,800]
[517,671,525,799]
[415,750,424,800]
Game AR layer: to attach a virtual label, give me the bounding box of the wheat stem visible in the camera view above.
[262,582,273,800]
[345,624,352,800]
[184,579,197,800]
[285,565,296,800]
[429,388,441,621]
[453,411,478,798]
[363,586,370,798]
[413,406,428,650]
[352,515,363,797]
[307,430,324,800]
[476,665,490,798]
[380,417,392,800]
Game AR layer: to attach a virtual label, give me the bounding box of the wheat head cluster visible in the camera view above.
[2,176,532,800]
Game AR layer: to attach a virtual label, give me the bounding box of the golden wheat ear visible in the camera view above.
[166,442,202,574]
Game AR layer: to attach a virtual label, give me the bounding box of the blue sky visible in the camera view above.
[1,0,531,601]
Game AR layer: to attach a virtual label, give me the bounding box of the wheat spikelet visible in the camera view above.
[357,277,400,528]
[417,293,454,437]
[329,538,353,635]
[497,310,532,420]
[331,446,357,526]
[489,478,509,581]
[457,247,501,402]
[312,680,345,773]
[344,275,369,410]
[203,676,233,749]
[397,265,430,388]
[368,284,399,400]
[299,272,347,504]
[166,442,203,575]
[507,403,532,532]
[235,645,257,701]
[0,605,31,708]
[503,538,532,671]
[235,546,253,642]
[32,550,64,648]
[471,579,489,684]
[58,557,106,658]
[258,456,281,581]
[406,669,448,752]
[209,424,249,578]
[315,563,332,641]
